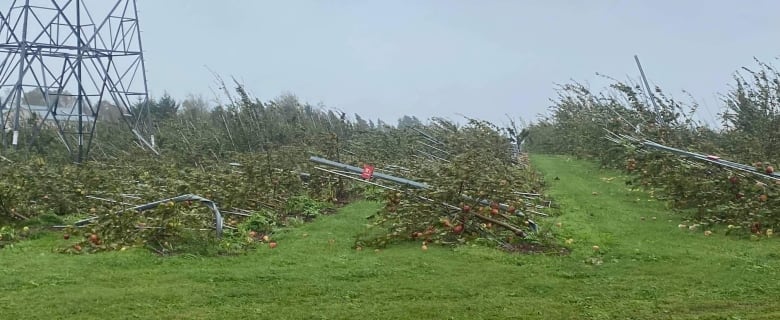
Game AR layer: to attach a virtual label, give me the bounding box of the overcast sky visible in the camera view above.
[132,0,780,127]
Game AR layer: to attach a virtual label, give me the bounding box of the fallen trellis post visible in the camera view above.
[313,166,531,235]
[310,156,430,188]
[66,194,225,237]
[412,127,446,146]
[417,140,451,157]
[415,148,450,163]
[606,131,780,181]
[309,156,539,234]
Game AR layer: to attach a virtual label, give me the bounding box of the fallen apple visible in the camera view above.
[452,224,464,234]
[751,222,762,234]
[269,241,277,249]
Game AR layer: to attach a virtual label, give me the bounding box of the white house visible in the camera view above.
[30,104,94,121]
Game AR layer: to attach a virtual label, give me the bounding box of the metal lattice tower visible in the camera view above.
[0,0,157,162]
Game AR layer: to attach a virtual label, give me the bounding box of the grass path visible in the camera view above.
[531,155,780,319]
[1,155,779,319]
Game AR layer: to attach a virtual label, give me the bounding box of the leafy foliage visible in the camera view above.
[0,225,37,249]
[1,79,555,255]
[526,59,780,233]
[355,119,555,251]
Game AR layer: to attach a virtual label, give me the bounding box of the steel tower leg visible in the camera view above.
[0,0,158,162]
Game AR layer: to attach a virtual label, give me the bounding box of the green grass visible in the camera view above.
[2,154,779,319]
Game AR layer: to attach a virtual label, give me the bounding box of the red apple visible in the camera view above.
[491,208,499,215]
[766,166,775,174]
[462,205,471,213]
[507,206,516,214]
[63,233,70,240]
[269,241,277,249]
[452,224,464,234]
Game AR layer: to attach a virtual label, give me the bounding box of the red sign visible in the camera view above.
[361,165,375,180]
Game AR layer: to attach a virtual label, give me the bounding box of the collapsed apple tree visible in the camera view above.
[1,84,560,255]
[526,59,779,235]
[346,119,557,252]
